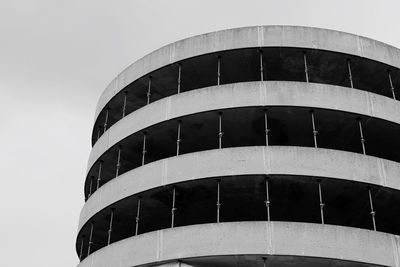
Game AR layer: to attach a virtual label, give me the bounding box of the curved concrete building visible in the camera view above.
[76,26,400,267]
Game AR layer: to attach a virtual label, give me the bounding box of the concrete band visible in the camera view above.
[87,81,400,174]
[78,146,400,232]
[94,26,400,121]
[77,221,400,267]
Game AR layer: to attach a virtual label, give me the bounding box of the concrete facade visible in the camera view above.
[76,26,400,266]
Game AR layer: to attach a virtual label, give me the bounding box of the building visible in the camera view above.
[76,26,400,267]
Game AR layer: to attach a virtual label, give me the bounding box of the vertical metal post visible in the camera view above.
[88,176,94,198]
[107,209,114,245]
[171,186,177,228]
[97,126,101,141]
[311,110,318,148]
[265,177,271,221]
[176,120,181,156]
[303,52,309,83]
[177,63,182,93]
[96,161,103,190]
[347,59,354,88]
[358,119,366,155]
[122,91,127,118]
[216,179,221,223]
[260,49,264,81]
[87,221,94,256]
[263,257,267,267]
[103,109,109,133]
[218,112,223,149]
[368,188,377,231]
[264,109,270,146]
[318,180,325,224]
[388,71,396,100]
[146,77,152,105]
[135,198,141,236]
[79,236,85,261]
[217,56,221,85]
[141,132,147,166]
[115,146,121,177]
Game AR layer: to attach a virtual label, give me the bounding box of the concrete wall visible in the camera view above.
[94,25,400,121]
[87,81,400,174]
[79,146,400,231]
[77,221,400,267]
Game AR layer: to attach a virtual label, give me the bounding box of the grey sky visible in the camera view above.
[0,0,399,266]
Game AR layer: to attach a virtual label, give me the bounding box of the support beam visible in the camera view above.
[358,119,366,155]
[347,59,354,88]
[303,52,309,83]
[96,161,103,190]
[216,179,221,223]
[176,120,182,156]
[311,110,318,148]
[388,71,396,100]
[218,112,223,149]
[135,198,141,236]
[147,76,152,105]
[368,188,377,231]
[318,179,325,224]
[142,132,147,166]
[260,49,264,81]
[107,209,114,245]
[122,90,128,118]
[264,109,270,146]
[265,177,271,221]
[177,63,182,94]
[171,186,177,228]
[115,146,122,177]
[87,221,94,256]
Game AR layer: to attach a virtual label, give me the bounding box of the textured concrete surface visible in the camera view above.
[87,81,400,173]
[79,146,400,231]
[94,25,400,120]
[77,221,400,267]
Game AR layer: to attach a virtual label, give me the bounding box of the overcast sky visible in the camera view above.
[1,0,399,266]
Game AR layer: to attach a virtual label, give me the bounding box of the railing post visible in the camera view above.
[141,132,147,166]
[216,179,221,223]
[171,186,177,228]
[87,221,94,256]
[388,70,396,100]
[368,187,377,231]
[107,208,114,245]
[358,118,366,155]
[265,177,271,221]
[318,179,325,224]
[135,197,141,236]
[115,146,122,177]
[96,161,103,190]
[218,112,223,149]
[264,109,270,146]
[303,52,309,83]
[176,120,182,156]
[147,76,152,105]
[311,110,318,148]
[347,59,354,88]
[122,90,128,118]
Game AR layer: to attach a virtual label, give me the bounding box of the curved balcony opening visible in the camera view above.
[76,174,400,261]
[91,47,400,146]
[84,106,400,199]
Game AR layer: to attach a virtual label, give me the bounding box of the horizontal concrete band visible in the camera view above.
[79,146,400,232]
[95,25,400,120]
[77,221,400,267]
[87,81,400,173]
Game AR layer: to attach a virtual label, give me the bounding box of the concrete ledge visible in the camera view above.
[77,221,400,267]
[95,25,400,120]
[87,81,400,173]
[79,146,400,231]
